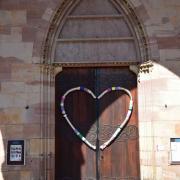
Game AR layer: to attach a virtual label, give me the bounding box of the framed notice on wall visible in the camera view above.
[170,138,180,164]
[7,140,25,165]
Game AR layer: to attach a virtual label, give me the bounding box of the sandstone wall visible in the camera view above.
[135,0,180,179]
[0,1,59,179]
[0,0,180,179]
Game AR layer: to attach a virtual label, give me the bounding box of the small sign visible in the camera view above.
[170,138,180,164]
[7,140,25,165]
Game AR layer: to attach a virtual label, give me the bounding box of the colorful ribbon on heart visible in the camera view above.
[60,86,133,151]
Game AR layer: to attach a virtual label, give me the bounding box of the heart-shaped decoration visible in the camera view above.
[60,86,133,151]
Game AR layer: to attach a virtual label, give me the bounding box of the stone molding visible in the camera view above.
[130,60,154,74]
[42,0,150,65]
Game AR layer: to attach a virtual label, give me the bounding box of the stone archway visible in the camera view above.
[41,0,151,179]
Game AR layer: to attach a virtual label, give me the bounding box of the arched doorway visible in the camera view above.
[42,0,150,179]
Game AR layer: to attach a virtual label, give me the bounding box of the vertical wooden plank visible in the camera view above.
[55,68,96,179]
[98,67,140,179]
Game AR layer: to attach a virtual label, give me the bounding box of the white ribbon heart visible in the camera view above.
[60,86,133,151]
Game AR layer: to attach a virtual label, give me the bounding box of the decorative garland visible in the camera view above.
[60,86,133,151]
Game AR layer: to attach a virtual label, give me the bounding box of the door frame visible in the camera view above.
[40,1,153,179]
[39,63,141,179]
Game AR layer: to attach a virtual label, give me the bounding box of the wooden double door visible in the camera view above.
[55,67,140,180]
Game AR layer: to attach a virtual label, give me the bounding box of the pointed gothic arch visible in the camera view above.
[43,0,150,65]
[40,1,150,179]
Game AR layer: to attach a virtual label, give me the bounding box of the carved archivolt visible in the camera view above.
[42,0,150,66]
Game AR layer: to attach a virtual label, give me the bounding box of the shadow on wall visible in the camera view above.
[159,59,180,78]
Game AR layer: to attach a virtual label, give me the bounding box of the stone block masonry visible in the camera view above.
[0,0,59,179]
[0,0,180,179]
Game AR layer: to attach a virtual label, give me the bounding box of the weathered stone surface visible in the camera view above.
[139,137,154,151]
[162,170,177,180]
[0,108,25,124]
[0,27,22,42]
[20,171,31,180]
[1,82,25,93]
[0,42,33,62]
[153,122,176,137]
[162,17,170,24]
[156,167,163,180]
[0,26,11,35]
[175,124,180,136]
[29,139,41,156]
[162,61,180,77]
[24,104,41,124]
[6,125,24,139]
[135,4,150,23]
[0,0,180,179]
[0,60,11,81]
[0,94,14,108]
[157,37,180,49]
[140,165,154,179]
[22,26,37,42]
[140,151,154,165]
[4,171,20,180]
[11,63,40,82]
[130,0,142,7]
[23,124,41,138]
[139,122,153,137]
[29,138,54,156]
[42,8,53,21]
[152,107,180,121]
[0,10,26,26]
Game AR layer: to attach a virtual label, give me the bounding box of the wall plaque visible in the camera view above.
[7,140,25,165]
[171,138,180,164]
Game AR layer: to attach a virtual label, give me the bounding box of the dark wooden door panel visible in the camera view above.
[55,67,140,180]
[55,68,96,179]
[98,68,139,179]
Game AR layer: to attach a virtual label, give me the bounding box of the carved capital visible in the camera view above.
[139,60,154,73]
[129,60,154,75]
[129,61,154,83]
[38,63,63,78]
